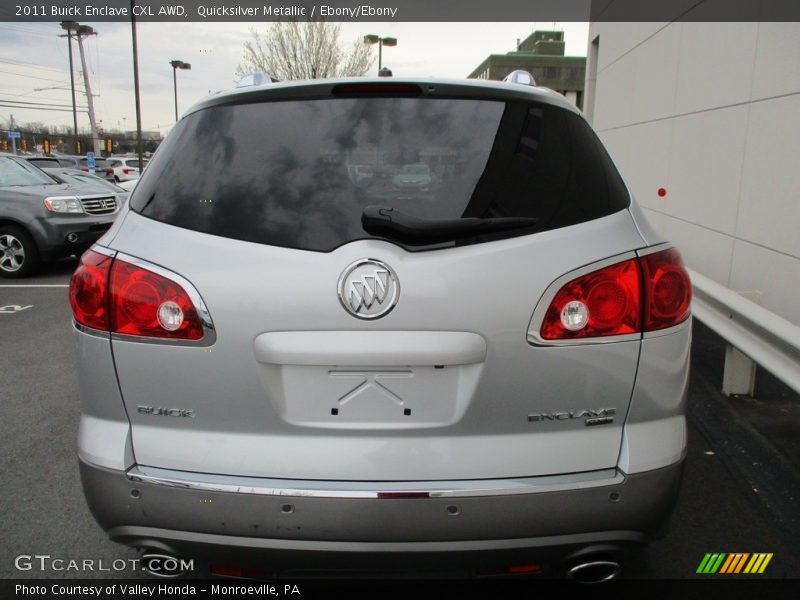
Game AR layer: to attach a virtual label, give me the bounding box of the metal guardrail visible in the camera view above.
[688,268,800,396]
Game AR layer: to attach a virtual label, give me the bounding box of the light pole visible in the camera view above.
[363,35,397,71]
[169,60,191,122]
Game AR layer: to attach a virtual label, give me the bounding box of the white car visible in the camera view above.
[107,157,148,182]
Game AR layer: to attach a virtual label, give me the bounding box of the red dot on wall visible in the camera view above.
[657,187,667,197]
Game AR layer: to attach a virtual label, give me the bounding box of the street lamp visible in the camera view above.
[169,60,191,122]
[363,35,397,71]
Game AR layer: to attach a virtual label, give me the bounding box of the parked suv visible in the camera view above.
[71,77,691,580]
[0,153,120,277]
[107,157,148,182]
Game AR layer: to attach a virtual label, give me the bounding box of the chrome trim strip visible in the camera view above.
[90,244,117,258]
[73,320,111,340]
[635,242,672,258]
[126,466,623,499]
[110,251,216,347]
[641,317,691,340]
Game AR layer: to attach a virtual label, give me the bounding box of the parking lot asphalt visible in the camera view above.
[1,258,798,580]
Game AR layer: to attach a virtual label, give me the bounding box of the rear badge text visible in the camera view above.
[528,408,616,426]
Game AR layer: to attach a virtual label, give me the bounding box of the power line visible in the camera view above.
[0,104,88,114]
[0,69,70,84]
[1,24,60,40]
[0,99,89,109]
[0,57,68,74]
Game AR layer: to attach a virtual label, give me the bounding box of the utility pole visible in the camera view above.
[74,24,101,154]
[130,1,144,172]
[59,22,80,154]
[9,114,16,154]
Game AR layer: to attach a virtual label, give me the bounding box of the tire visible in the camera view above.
[0,225,40,278]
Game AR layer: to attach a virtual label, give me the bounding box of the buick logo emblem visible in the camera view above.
[338,259,400,320]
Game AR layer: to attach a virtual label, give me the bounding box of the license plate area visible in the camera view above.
[259,364,481,429]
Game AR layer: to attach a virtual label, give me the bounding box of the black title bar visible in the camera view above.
[2,0,800,22]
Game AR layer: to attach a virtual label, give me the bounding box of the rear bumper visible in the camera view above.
[80,458,683,572]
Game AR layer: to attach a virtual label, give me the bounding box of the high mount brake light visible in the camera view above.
[539,248,691,341]
[69,250,206,340]
[332,83,422,97]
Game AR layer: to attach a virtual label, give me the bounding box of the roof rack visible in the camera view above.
[235,72,278,88]
[503,70,536,86]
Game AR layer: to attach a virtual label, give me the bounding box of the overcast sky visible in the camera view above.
[0,21,588,136]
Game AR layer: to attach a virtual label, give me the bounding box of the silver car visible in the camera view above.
[70,76,691,581]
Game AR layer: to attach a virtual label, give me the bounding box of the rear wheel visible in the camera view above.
[0,225,39,278]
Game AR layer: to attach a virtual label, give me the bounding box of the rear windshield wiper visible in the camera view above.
[362,206,537,245]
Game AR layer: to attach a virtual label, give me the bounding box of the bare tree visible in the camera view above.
[235,21,374,81]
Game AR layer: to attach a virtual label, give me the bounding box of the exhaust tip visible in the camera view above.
[567,559,621,583]
[66,233,79,243]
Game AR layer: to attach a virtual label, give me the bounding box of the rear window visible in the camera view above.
[26,157,61,168]
[131,97,629,252]
[0,156,56,187]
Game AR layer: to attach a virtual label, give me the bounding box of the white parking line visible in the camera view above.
[0,284,69,288]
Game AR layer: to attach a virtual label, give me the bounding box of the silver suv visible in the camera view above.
[70,77,691,580]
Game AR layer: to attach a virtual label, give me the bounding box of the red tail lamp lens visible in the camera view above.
[540,259,641,340]
[69,250,206,340]
[641,248,691,331]
[69,250,112,330]
[110,260,203,339]
[539,247,691,341]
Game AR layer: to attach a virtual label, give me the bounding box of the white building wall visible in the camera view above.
[585,21,800,324]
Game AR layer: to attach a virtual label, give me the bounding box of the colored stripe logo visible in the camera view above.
[697,553,773,574]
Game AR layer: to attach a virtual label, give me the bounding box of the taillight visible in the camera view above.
[69,250,112,330]
[122,168,133,174]
[641,247,691,331]
[109,260,203,339]
[538,247,691,341]
[540,258,641,340]
[69,250,206,340]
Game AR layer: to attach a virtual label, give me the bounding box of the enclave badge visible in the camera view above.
[528,407,616,426]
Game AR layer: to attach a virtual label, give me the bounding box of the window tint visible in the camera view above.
[132,98,629,252]
[26,158,60,167]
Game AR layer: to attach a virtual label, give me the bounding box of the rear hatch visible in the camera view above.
[105,82,645,481]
